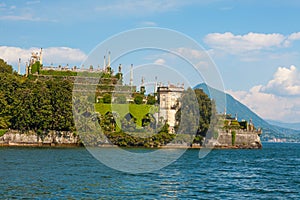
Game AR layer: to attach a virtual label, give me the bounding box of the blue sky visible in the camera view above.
[1,0,300,122]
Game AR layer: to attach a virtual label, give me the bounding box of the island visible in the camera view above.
[0,49,262,149]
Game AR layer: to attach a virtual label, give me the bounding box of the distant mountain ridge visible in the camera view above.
[194,83,300,142]
[266,119,300,131]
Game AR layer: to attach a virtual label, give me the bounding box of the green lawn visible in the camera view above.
[94,103,159,126]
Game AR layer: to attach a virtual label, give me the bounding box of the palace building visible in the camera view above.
[157,84,184,133]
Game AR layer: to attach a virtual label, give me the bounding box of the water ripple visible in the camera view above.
[0,143,299,199]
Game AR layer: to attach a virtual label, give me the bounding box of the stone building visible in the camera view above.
[157,84,184,132]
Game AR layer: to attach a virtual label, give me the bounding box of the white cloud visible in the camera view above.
[227,86,300,123]
[42,47,87,65]
[0,13,55,22]
[138,21,157,27]
[204,32,285,54]
[261,65,300,96]
[227,65,300,122]
[94,0,196,15]
[0,14,40,21]
[0,46,87,67]
[175,47,209,59]
[204,32,300,55]
[287,32,300,41]
[154,58,166,65]
[26,0,41,5]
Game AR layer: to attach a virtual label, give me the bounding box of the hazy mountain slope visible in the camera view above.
[194,83,300,142]
[266,119,300,131]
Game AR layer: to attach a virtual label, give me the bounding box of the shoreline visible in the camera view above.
[0,130,262,149]
[0,142,261,149]
[0,142,83,148]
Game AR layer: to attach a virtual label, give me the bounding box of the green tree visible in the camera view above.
[10,88,33,132]
[31,61,41,74]
[175,88,199,135]
[46,78,75,131]
[194,88,213,137]
[134,94,144,104]
[146,95,156,105]
[30,81,52,136]
[0,59,13,74]
[0,92,10,129]
[231,130,236,146]
[175,88,214,139]
[103,93,112,104]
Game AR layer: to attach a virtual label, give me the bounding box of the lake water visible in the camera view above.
[0,143,299,199]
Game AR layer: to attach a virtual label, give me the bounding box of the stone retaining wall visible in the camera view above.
[205,130,262,149]
[0,130,81,147]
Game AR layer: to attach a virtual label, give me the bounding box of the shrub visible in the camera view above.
[147,95,156,105]
[134,95,144,105]
[103,93,112,104]
[231,130,236,146]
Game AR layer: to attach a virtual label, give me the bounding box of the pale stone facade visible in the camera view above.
[157,84,184,132]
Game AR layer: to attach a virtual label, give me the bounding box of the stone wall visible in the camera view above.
[205,130,262,149]
[0,130,81,147]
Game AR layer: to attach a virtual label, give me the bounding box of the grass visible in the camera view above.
[94,103,159,126]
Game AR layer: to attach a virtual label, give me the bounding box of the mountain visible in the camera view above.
[266,119,300,131]
[194,83,300,142]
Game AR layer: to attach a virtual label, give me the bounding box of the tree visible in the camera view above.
[103,93,112,104]
[30,81,52,136]
[146,95,156,105]
[175,88,200,135]
[134,94,144,104]
[31,61,41,74]
[0,59,13,74]
[194,88,213,137]
[10,88,33,132]
[46,78,75,131]
[0,92,10,129]
[175,88,215,138]
[142,113,156,131]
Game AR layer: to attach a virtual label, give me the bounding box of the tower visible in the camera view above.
[39,48,43,65]
[130,64,133,86]
[106,51,111,73]
[118,64,122,73]
[103,56,106,71]
[107,51,111,68]
[25,62,28,76]
[18,58,21,75]
[140,76,145,94]
[154,76,158,94]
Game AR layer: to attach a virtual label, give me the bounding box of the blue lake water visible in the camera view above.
[0,143,299,199]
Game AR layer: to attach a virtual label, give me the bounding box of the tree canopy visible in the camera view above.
[0,58,218,147]
[0,61,75,135]
[0,59,13,74]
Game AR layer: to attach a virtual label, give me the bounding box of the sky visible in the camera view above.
[1,0,300,123]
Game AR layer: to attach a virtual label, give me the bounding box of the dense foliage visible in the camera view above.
[31,61,41,74]
[0,59,13,74]
[0,59,217,147]
[175,88,217,143]
[0,61,75,136]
